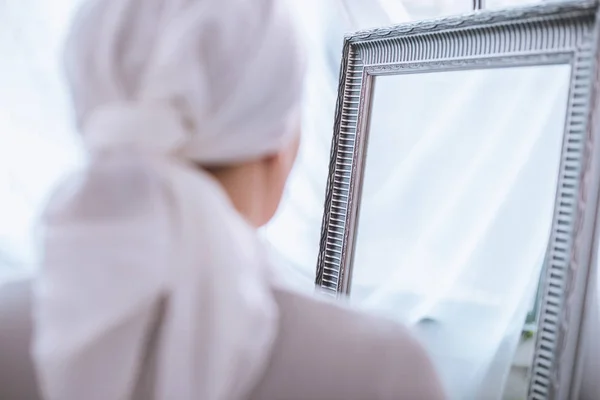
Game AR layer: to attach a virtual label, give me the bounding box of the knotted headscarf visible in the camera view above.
[31,0,305,399]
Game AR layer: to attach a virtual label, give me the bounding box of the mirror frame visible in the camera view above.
[314,1,600,399]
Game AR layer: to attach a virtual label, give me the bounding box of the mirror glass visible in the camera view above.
[351,65,572,400]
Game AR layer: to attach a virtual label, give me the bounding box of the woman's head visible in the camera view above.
[208,127,301,226]
[64,0,305,225]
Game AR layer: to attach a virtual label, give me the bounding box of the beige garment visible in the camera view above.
[0,278,446,400]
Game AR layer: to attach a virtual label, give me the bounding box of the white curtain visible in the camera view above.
[262,0,412,291]
[1,0,598,399]
[0,0,84,281]
[351,65,570,399]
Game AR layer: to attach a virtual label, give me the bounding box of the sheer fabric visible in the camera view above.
[352,65,569,398]
[0,0,83,278]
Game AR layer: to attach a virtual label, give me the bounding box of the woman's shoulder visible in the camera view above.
[249,286,446,400]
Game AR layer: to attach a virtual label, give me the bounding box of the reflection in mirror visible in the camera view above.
[351,65,571,400]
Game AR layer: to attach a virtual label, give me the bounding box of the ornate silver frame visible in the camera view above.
[314,1,600,399]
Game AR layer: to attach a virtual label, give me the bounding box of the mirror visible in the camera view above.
[315,2,600,399]
[351,65,571,399]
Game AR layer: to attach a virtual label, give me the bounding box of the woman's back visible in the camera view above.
[250,287,445,399]
[0,279,445,400]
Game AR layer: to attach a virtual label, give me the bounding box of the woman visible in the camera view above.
[30,0,446,399]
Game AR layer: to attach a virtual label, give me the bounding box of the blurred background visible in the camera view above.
[0,0,551,284]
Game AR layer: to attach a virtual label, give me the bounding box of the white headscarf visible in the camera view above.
[31,0,305,399]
